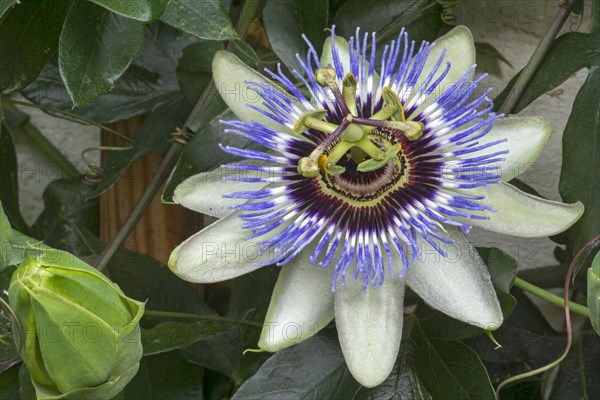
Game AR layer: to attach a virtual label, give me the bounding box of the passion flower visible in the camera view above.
[168,26,583,386]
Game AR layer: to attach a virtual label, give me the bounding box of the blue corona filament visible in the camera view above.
[219,27,506,290]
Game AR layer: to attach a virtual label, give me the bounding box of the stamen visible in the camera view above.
[352,116,424,140]
[298,118,351,177]
[357,144,401,172]
[382,87,407,122]
[342,73,358,115]
[315,67,350,115]
[293,110,335,135]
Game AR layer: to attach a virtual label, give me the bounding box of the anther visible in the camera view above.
[315,67,351,115]
[357,144,401,172]
[342,73,358,115]
[382,87,407,122]
[293,110,336,135]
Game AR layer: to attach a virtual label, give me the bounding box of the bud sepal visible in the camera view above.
[9,248,145,400]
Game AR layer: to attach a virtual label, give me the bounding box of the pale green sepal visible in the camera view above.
[258,250,334,352]
[588,252,600,336]
[9,248,144,400]
[173,161,269,218]
[415,25,476,112]
[320,35,380,90]
[1,225,50,271]
[213,50,295,132]
[407,226,503,330]
[168,213,264,283]
[334,275,405,388]
[320,35,352,76]
[454,116,552,181]
[455,182,584,237]
[31,363,139,400]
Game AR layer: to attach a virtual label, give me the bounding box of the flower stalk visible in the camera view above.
[513,276,590,318]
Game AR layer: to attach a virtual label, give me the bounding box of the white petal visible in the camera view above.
[259,251,334,352]
[173,161,269,218]
[407,226,503,329]
[213,50,294,131]
[334,276,405,388]
[455,116,552,181]
[416,25,476,111]
[456,182,584,237]
[168,213,264,283]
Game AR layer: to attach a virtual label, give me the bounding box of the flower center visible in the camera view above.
[318,128,410,203]
[296,67,424,180]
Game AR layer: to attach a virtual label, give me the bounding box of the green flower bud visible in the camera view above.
[8,248,145,399]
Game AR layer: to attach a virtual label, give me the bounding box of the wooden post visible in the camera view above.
[100,116,202,264]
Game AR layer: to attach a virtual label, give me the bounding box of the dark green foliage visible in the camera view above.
[0,0,598,398]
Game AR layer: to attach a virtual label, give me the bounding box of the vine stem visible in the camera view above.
[94,0,263,271]
[498,0,578,115]
[495,235,600,397]
[513,277,590,318]
[143,309,263,329]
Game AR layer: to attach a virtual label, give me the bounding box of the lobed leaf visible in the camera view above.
[160,0,237,41]
[559,66,600,253]
[87,0,170,22]
[0,0,68,92]
[58,2,145,106]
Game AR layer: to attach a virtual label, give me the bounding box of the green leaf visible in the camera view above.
[30,178,99,255]
[23,23,194,124]
[0,121,27,232]
[0,0,69,92]
[262,0,329,71]
[416,247,519,341]
[413,323,495,400]
[72,227,214,317]
[162,107,266,203]
[89,93,192,197]
[470,292,599,399]
[124,351,203,399]
[333,0,444,46]
[344,318,495,400]
[548,330,599,400]
[496,381,541,400]
[588,252,600,335]
[142,320,234,356]
[559,66,600,253]
[0,0,15,19]
[182,267,279,383]
[18,365,36,400]
[466,292,564,387]
[88,0,170,22]
[89,37,232,197]
[494,32,600,114]
[475,41,512,77]
[176,41,224,103]
[59,2,145,106]
[0,364,20,399]
[232,327,360,399]
[160,0,237,40]
[161,41,261,202]
[0,200,46,271]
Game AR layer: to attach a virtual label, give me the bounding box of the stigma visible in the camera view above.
[296,68,423,178]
